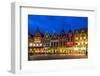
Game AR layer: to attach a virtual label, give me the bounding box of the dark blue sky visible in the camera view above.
[28,15,88,35]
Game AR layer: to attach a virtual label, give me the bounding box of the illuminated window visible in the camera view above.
[75,37,78,40]
[33,43,35,46]
[81,41,84,45]
[81,46,86,50]
[85,41,88,45]
[34,38,41,43]
[34,44,36,46]
[29,43,33,47]
[84,36,86,39]
[30,48,32,51]
[78,42,80,46]
[46,35,48,37]
[40,43,42,46]
[80,37,82,40]
[29,48,33,53]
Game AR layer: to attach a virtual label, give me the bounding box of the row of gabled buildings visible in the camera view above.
[28,28,88,54]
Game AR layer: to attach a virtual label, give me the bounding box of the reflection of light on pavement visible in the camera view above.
[31,45,87,57]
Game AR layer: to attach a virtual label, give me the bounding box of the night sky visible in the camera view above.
[28,15,88,35]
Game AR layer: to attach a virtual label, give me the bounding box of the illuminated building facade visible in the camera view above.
[59,29,66,47]
[33,28,43,47]
[28,28,88,60]
[74,30,80,47]
[43,31,51,48]
[51,32,59,47]
[28,36,34,56]
[28,15,88,60]
[74,29,87,47]
[66,30,74,47]
[80,29,88,47]
[29,28,43,55]
[74,29,88,55]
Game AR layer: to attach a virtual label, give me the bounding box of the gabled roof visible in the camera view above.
[34,28,42,37]
[51,32,58,40]
[44,31,50,39]
[59,29,66,39]
[66,30,73,38]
